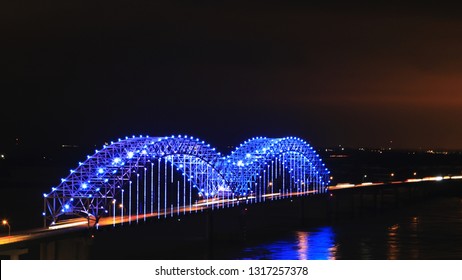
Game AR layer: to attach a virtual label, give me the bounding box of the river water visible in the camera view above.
[214,195,462,260]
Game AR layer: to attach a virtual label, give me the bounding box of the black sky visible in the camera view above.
[2,1,462,151]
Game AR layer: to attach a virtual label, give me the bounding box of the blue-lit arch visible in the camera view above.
[43,135,226,224]
[221,136,330,195]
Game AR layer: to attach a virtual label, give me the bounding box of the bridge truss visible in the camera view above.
[43,135,330,227]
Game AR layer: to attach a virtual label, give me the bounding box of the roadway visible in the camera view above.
[1,175,461,247]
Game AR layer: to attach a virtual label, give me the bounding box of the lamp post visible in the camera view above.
[2,219,10,236]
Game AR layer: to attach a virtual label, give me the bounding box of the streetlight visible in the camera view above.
[119,203,127,214]
[2,219,10,236]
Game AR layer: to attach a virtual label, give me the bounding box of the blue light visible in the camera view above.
[98,168,104,174]
[81,183,88,189]
[127,151,134,159]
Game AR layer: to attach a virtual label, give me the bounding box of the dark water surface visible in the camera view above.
[214,196,462,260]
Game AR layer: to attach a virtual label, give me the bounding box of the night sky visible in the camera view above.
[2,1,462,151]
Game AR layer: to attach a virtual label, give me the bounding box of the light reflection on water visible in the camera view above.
[387,223,400,260]
[299,228,338,260]
[237,226,337,260]
[229,196,462,260]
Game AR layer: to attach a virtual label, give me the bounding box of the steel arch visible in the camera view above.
[43,135,226,225]
[221,136,330,195]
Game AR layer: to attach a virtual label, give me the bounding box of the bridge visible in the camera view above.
[2,135,461,259]
[43,135,330,227]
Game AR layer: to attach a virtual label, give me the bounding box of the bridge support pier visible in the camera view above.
[205,209,214,259]
[0,248,29,260]
[300,196,305,227]
[40,236,91,259]
[373,190,378,212]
